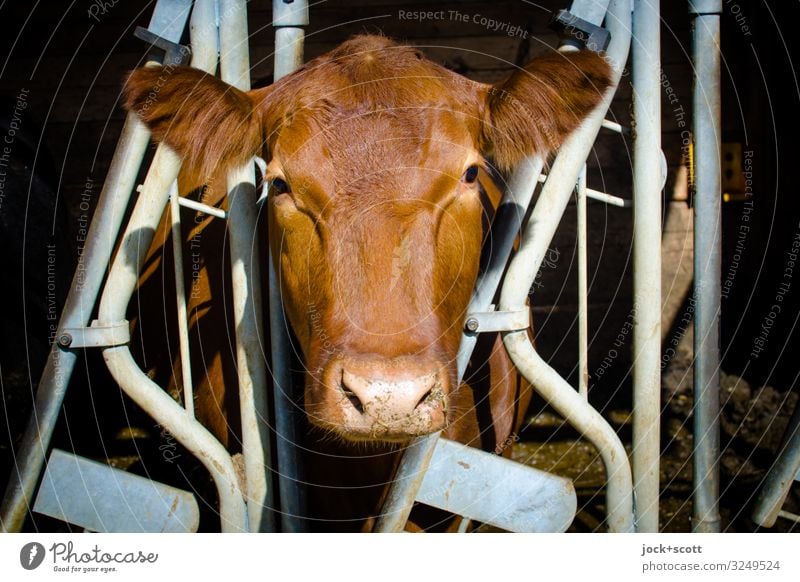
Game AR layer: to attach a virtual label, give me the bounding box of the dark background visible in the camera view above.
[0,0,798,532]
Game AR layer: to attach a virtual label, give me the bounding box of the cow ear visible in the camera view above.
[479,51,613,172]
[123,66,264,179]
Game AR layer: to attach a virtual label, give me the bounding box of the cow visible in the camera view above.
[123,35,611,531]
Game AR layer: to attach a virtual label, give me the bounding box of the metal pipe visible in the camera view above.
[689,0,722,533]
[98,0,248,533]
[752,399,800,527]
[498,0,634,532]
[169,180,195,417]
[537,172,632,207]
[0,112,151,532]
[577,165,589,399]
[219,0,275,533]
[177,196,227,219]
[269,0,309,533]
[632,0,663,533]
[375,157,544,532]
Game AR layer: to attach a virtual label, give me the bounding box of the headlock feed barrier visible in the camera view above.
[1,0,742,533]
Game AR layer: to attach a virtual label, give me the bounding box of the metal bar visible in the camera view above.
[169,181,194,417]
[752,399,800,527]
[98,146,249,533]
[0,111,151,532]
[569,0,613,25]
[586,188,633,208]
[777,510,800,523]
[689,0,722,533]
[269,0,309,533]
[601,118,627,134]
[33,448,199,533]
[538,172,632,207]
[219,0,274,533]
[375,156,544,533]
[177,196,227,219]
[498,0,635,533]
[97,0,248,533]
[577,165,589,399]
[632,0,663,533]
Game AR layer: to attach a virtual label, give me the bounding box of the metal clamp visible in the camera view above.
[134,27,192,66]
[464,308,530,334]
[58,320,131,349]
[551,9,611,53]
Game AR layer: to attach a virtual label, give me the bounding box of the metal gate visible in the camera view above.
[1,0,723,534]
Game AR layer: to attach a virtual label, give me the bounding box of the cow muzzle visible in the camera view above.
[318,356,450,441]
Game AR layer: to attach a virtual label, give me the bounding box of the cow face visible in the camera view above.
[124,35,611,442]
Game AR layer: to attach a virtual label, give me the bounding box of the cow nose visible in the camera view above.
[341,369,438,417]
[331,360,449,439]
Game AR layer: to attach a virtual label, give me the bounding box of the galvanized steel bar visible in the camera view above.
[169,181,195,417]
[499,0,634,533]
[177,196,227,219]
[98,0,248,533]
[269,0,309,533]
[631,0,663,533]
[98,145,248,532]
[577,165,589,399]
[689,0,722,534]
[752,400,800,527]
[0,111,151,532]
[219,0,275,533]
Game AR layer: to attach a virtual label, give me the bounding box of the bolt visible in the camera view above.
[465,318,480,333]
[57,334,72,347]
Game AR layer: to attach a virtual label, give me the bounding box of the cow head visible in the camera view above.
[124,35,611,442]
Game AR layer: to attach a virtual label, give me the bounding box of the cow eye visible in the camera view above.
[271,177,290,194]
[462,165,479,184]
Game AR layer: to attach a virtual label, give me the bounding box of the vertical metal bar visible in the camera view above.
[632,0,663,533]
[577,164,589,399]
[270,0,309,533]
[98,0,249,533]
[219,0,275,533]
[169,181,195,417]
[689,0,722,533]
[498,0,634,532]
[0,113,151,532]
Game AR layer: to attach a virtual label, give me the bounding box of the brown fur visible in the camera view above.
[125,35,612,530]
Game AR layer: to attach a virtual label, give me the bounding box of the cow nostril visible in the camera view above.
[343,388,364,414]
[416,382,444,410]
[415,388,433,410]
[340,373,365,414]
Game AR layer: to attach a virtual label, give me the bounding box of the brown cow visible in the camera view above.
[124,35,611,530]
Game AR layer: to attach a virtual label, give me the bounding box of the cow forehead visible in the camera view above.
[263,36,484,186]
[275,106,476,193]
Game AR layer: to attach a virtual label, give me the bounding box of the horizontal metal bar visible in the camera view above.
[33,449,199,533]
[778,510,800,523]
[537,173,632,207]
[417,438,576,532]
[177,196,227,219]
[601,118,629,134]
[59,321,131,349]
[586,187,632,208]
[464,309,530,333]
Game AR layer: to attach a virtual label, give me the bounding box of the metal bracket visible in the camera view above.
[551,9,611,52]
[133,0,193,66]
[464,308,530,334]
[134,27,192,66]
[58,320,130,349]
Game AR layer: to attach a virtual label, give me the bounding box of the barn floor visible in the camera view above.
[508,355,800,533]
